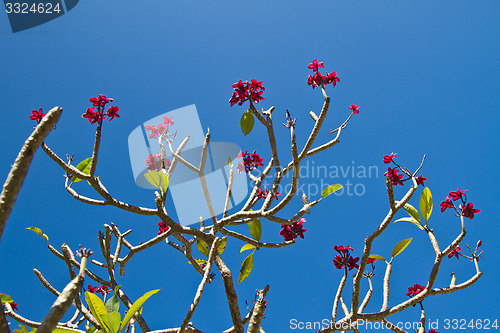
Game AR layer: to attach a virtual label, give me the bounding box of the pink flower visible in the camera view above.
[29,108,46,124]
[145,153,171,171]
[460,202,480,220]
[82,107,103,125]
[349,104,360,114]
[383,152,397,164]
[448,246,461,259]
[449,188,467,201]
[440,196,454,212]
[307,59,324,72]
[89,94,113,108]
[106,106,120,121]
[406,284,425,298]
[256,188,281,200]
[163,116,174,125]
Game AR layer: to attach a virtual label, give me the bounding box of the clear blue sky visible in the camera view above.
[0,1,499,332]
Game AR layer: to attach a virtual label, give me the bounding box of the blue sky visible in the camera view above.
[0,1,499,332]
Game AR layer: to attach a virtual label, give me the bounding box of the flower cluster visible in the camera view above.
[440,188,480,219]
[256,188,281,200]
[145,116,175,140]
[229,79,265,107]
[382,152,426,187]
[145,153,171,171]
[236,150,264,174]
[306,59,340,89]
[280,218,307,242]
[87,285,110,296]
[333,245,360,271]
[82,94,120,125]
[158,221,169,235]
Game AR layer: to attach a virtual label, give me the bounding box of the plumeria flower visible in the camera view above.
[440,196,454,212]
[385,167,404,186]
[106,106,120,121]
[406,283,425,306]
[460,202,480,220]
[333,245,359,271]
[449,188,467,201]
[383,152,397,164]
[448,246,461,259]
[415,174,427,186]
[229,79,265,107]
[307,59,324,72]
[158,221,169,235]
[145,153,171,171]
[349,104,360,114]
[236,151,264,174]
[280,218,307,242]
[29,108,46,124]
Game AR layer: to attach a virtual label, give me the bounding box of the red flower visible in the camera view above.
[460,202,480,220]
[367,258,377,264]
[349,104,360,114]
[477,240,482,248]
[158,221,169,235]
[10,302,18,311]
[406,284,425,298]
[428,330,439,333]
[89,94,114,108]
[96,285,110,296]
[256,188,280,200]
[82,107,104,125]
[145,153,171,171]
[307,59,325,72]
[87,285,98,293]
[449,188,467,201]
[163,116,174,125]
[280,218,307,242]
[416,174,427,186]
[106,106,120,121]
[333,245,359,271]
[383,152,397,164]
[448,246,461,259]
[440,196,454,212]
[385,167,404,186]
[229,79,265,107]
[236,150,264,174]
[29,108,46,124]
[325,72,340,87]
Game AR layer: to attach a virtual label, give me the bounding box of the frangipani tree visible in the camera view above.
[0,59,483,333]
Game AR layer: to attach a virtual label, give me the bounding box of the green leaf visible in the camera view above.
[394,217,424,230]
[106,285,121,313]
[248,218,262,241]
[369,254,387,262]
[17,325,29,333]
[187,259,207,266]
[196,239,209,257]
[13,330,23,333]
[26,226,49,243]
[98,314,113,333]
[238,253,255,284]
[402,203,421,223]
[240,244,256,253]
[73,157,92,183]
[420,187,433,222]
[321,184,343,198]
[392,238,413,258]
[217,237,227,255]
[86,327,97,333]
[0,294,13,303]
[54,330,87,333]
[85,291,110,333]
[144,170,169,192]
[108,311,121,333]
[119,289,160,332]
[240,109,255,136]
